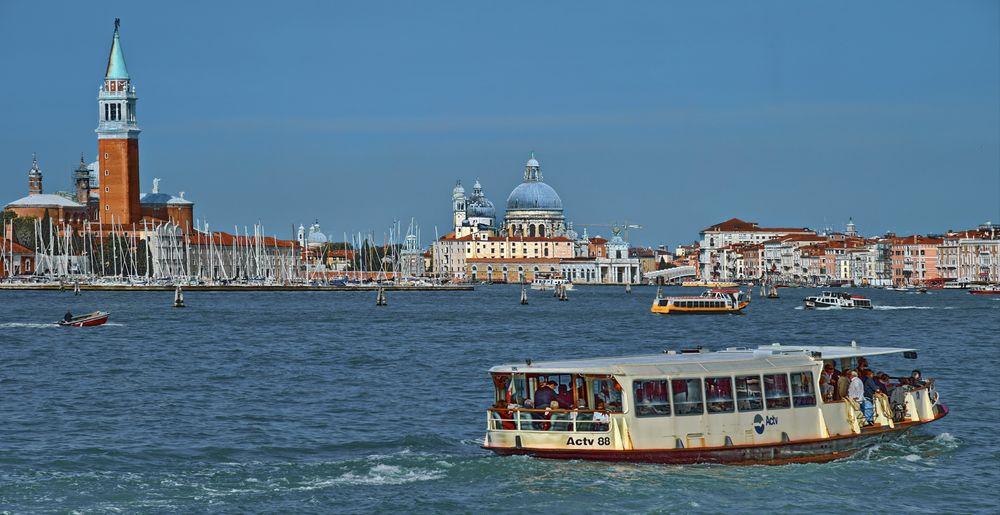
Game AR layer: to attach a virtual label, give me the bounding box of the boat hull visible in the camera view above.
[969,290,1000,295]
[57,312,110,327]
[486,411,945,465]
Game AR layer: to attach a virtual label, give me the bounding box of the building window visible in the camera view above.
[105,170,109,176]
[105,186,110,193]
[104,153,109,159]
[104,104,110,120]
[105,205,110,211]
[633,379,670,417]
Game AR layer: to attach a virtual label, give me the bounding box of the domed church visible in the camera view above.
[502,154,566,238]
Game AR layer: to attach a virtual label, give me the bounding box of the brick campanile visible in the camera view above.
[96,18,141,226]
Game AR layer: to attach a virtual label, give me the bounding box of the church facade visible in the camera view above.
[432,154,641,284]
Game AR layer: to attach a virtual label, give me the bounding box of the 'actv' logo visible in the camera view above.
[753,414,778,435]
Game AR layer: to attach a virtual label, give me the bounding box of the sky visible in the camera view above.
[1,1,997,247]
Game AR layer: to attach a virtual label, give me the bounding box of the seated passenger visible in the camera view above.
[874,372,890,395]
[493,400,515,430]
[548,401,572,431]
[592,401,610,431]
[556,383,573,409]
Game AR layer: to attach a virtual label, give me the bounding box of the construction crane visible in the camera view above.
[575,222,642,244]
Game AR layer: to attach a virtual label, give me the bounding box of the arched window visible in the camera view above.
[529,225,536,237]
[538,225,545,237]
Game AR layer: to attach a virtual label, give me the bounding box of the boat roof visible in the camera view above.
[489,343,916,376]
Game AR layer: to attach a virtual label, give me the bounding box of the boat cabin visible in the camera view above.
[484,343,946,464]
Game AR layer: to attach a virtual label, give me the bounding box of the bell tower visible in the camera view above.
[96,18,141,225]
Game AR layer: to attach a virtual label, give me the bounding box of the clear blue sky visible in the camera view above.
[1,1,997,246]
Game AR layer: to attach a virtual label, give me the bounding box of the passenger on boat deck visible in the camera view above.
[862,370,879,399]
[836,372,851,401]
[820,362,837,400]
[64,311,73,322]
[856,357,869,374]
[847,371,865,403]
[592,401,610,431]
[910,370,926,387]
[494,400,516,430]
[533,381,556,410]
[874,372,891,394]
[556,384,573,409]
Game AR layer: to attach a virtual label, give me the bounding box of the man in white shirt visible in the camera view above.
[847,371,865,402]
[847,370,872,424]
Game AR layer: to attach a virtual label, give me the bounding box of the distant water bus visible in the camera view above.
[682,281,739,288]
[651,289,750,315]
[531,277,574,291]
[804,292,873,309]
[483,343,947,465]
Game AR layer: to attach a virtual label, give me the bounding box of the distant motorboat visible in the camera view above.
[57,311,110,327]
[804,292,873,309]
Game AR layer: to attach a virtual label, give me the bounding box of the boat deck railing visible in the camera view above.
[487,408,615,433]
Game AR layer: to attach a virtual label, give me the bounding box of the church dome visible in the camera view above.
[467,197,496,219]
[506,181,563,211]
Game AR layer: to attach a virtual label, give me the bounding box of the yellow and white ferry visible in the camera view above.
[483,343,947,465]
[651,289,750,314]
[682,281,739,288]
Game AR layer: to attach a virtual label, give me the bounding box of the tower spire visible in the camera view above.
[105,18,129,80]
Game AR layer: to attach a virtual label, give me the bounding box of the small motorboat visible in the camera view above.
[57,311,110,327]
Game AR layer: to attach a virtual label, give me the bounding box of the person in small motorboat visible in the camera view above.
[63,311,73,322]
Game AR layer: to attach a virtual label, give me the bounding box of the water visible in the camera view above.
[1,286,997,513]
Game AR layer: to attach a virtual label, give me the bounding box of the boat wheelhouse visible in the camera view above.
[651,289,749,315]
[483,343,946,465]
[804,292,873,309]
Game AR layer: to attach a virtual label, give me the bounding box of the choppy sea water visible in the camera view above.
[1,286,997,513]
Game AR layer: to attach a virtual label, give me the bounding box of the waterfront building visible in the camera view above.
[502,154,566,238]
[954,223,999,284]
[699,218,814,281]
[890,235,942,287]
[400,232,426,278]
[5,156,90,225]
[0,240,35,277]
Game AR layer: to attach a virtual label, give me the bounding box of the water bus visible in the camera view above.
[483,343,946,464]
[804,292,873,309]
[531,277,575,291]
[969,285,1000,295]
[681,281,739,288]
[651,289,750,315]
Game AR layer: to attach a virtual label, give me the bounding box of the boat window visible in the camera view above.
[589,378,623,413]
[764,373,791,409]
[671,378,704,415]
[705,376,735,413]
[735,375,763,411]
[633,379,670,417]
[791,371,817,407]
[658,299,668,307]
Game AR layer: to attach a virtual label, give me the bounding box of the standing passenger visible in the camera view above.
[533,380,556,410]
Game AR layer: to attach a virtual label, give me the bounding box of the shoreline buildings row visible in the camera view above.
[693,217,999,287]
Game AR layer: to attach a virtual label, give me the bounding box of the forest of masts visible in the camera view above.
[2,214,429,285]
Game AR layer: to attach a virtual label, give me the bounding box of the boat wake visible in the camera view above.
[852,432,960,464]
[872,306,936,310]
[0,322,61,329]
